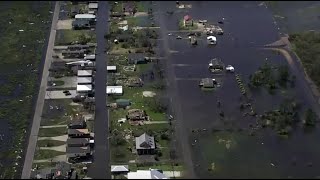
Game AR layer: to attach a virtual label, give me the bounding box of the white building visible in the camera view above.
[77,70,93,77]
[75,14,96,20]
[88,3,98,10]
[77,77,93,84]
[107,66,117,72]
[127,169,168,179]
[77,84,92,93]
[106,86,123,95]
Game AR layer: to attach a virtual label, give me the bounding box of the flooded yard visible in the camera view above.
[153,1,320,178]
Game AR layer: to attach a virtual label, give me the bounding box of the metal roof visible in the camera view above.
[135,133,155,150]
[75,14,96,19]
[110,165,129,172]
[106,86,123,94]
[77,70,93,76]
[77,84,92,92]
[77,77,93,84]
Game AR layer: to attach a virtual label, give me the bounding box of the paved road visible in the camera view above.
[88,1,110,179]
[20,1,60,179]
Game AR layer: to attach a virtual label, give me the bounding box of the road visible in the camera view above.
[87,1,110,179]
[21,1,60,179]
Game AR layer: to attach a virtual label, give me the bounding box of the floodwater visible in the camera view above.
[154,1,320,178]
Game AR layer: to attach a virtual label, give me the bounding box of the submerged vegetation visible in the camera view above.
[289,31,320,89]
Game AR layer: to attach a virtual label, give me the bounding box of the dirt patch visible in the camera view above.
[57,19,73,30]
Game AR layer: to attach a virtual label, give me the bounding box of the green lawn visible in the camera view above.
[34,149,65,160]
[55,29,96,45]
[40,116,69,126]
[32,162,56,169]
[37,140,66,147]
[38,127,67,137]
[50,80,65,86]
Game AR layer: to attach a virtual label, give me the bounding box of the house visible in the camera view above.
[69,117,87,129]
[77,84,93,93]
[127,109,147,121]
[127,169,168,179]
[116,99,131,108]
[110,165,129,174]
[107,66,117,73]
[68,44,91,51]
[128,53,147,65]
[67,138,90,147]
[135,133,156,155]
[199,78,216,88]
[77,70,93,77]
[208,58,224,73]
[88,2,98,10]
[66,146,91,159]
[62,50,86,58]
[75,14,96,21]
[183,15,193,27]
[106,86,123,95]
[68,129,90,138]
[84,54,96,61]
[77,77,93,84]
[31,162,77,179]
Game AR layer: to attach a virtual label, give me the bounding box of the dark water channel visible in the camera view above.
[154,1,320,178]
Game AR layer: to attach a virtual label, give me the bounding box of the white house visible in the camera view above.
[77,84,92,93]
[127,169,168,179]
[77,70,93,77]
[75,14,96,20]
[77,77,93,84]
[107,66,117,72]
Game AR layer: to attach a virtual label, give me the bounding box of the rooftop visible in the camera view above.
[66,146,91,154]
[127,169,168,179]
[135,133,155,150]
[67,138,90,145]
[68,129,89,135]
[110,165,129,173]
[75,14,96,19]
[77,70,93,76]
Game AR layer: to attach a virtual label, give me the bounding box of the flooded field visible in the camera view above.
[266,1,320,33]
[154,1,320,178]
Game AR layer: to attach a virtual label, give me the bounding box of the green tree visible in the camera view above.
[304,108,316,127]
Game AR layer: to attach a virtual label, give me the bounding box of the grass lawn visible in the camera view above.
[49,80,65,86]
[126,17,139,27]
[38,127,67,137]
[34,149,65,160]
[0,1,53,178]
[32,162,56,169]
[40,116,69,126]
[37,140,66,147]
[121,87,166,121]
[134,1,147,12]
[55,29,96,45]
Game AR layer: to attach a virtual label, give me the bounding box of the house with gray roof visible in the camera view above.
[135,133,156,155]
[66,146,91,160]
[31,162,77,179]
[67,138,90,147]
[127,169,168,179]
[68,129,90,138]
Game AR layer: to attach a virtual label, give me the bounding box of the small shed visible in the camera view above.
[77,70,93,77]
[116,99,131,108]
[106,86,123,95]
[107,66,117,72]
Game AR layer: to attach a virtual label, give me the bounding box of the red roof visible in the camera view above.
[184,15,191,21]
